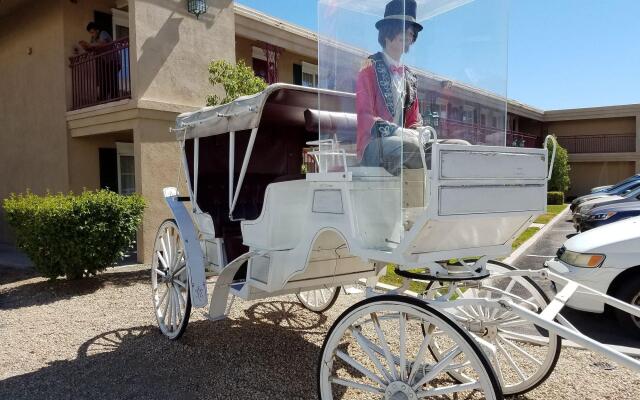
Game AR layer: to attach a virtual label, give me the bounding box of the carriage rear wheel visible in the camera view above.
[318,295,502,400]
[425,260,561,396]
[297,286,341,313]
[151,219,191,340]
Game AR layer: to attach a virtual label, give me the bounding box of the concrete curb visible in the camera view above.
[503,206,570,265]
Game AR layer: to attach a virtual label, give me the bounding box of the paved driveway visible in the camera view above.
[511,210,640,349]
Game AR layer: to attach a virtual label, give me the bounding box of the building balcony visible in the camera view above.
[69,37,131,111]
[556,134,636,154]
[433,118,541,147]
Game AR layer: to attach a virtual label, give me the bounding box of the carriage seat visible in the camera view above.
[240,179,309,251]
[304,109,358,143]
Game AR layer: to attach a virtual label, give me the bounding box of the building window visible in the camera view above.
[301,61,318,87]
[251,46,269,82]
[116,142,135,195]
[462,105,474,123]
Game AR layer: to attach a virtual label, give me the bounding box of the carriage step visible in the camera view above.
[344,285,364,295]
[230,281,245,292]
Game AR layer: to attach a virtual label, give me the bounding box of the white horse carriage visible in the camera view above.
[151,1,640,398]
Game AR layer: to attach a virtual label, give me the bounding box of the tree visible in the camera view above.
[547,135,571,193]
[206,59,267,106]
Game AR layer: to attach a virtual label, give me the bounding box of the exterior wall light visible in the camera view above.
[187,0,207,19]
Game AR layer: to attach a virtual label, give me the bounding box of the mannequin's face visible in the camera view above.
[385,27,416,60]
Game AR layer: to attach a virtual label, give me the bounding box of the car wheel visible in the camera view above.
[613,276,640,333]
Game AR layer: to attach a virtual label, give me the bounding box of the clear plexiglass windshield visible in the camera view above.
[313,0,508,249]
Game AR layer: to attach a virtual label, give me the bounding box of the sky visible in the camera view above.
[236,0,640,111]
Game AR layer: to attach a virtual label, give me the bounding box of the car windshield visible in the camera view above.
[610,180,640,195]
[607,175,640,192]
[621,185,640,198]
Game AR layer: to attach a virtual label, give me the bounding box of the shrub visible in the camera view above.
[547,191,565,205]
[547,136,571,193]
[206,59,268,106]
[3,190,145,280]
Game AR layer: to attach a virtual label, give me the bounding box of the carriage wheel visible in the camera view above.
[296,286,341,313]
[425,260,561,396]
[318,295,502,400]
[151,219,191,340]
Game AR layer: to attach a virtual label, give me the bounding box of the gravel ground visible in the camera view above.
[1,266,639,399]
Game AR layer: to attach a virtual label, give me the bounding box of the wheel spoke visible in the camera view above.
[166,287,174,331]
[161,285,170,318]
[497,334,543,366]
[454,306,477,321]
[503,279,516,294]
[153,266,166,277]
[173,263,186,278]
[156,251,170,271]
[496,338,527,381]
[336,350,387,388]
[173,287,182,325]
[174,278,187,289]
[350,327,393,383]
[498,318,532,329]
[319,289,327,304]
[329,376,384,395]
[162,232,171,270]
[370,312,398,380]
[498,329,550,346]
[399,312,407,381]
[417,381,481,398]
[174,285,185,311]
[408,323,433,384]
[156,285,170,310]
[412,346,462,390]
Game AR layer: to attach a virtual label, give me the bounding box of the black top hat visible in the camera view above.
[375,0,424,32]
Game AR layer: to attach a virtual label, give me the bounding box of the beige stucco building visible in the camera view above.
[1,1,639,263]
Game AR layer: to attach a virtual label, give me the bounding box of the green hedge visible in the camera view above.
[3,190,145,280]
[547,191,565,205]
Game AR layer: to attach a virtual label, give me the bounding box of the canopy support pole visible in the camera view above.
[193,137,199,210]
[228,131,235,208]
[229,128,258,221]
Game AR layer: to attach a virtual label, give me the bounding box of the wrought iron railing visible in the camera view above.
[556,134,636,154]
[69,37,131,110]
[434,118,541,147]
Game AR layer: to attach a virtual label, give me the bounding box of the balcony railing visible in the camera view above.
[433,118,541,147]
[69,37,131,111]
[556,134,636,154]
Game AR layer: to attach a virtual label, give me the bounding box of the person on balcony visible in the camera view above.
[356,0,424,175]
[79,22,119,102]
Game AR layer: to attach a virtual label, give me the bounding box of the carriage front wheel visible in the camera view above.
[425,260,561,396]
[318,295,502,399]
[297,286,341,313]
[151,219,191,340]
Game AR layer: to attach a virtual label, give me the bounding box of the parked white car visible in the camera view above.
[545,216,640,332]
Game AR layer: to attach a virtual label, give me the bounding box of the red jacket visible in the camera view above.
[355,52,422,159]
